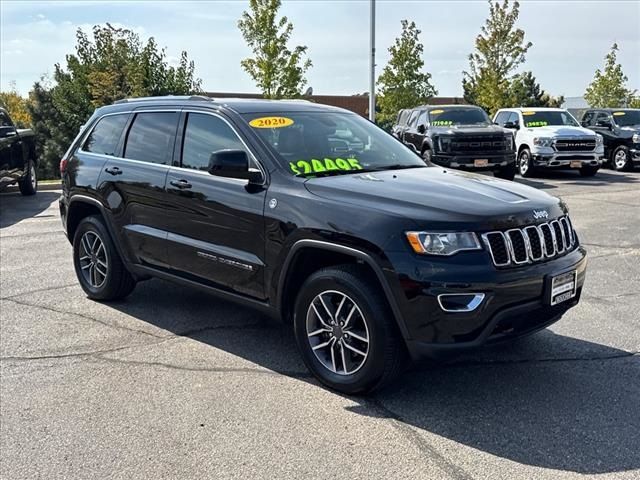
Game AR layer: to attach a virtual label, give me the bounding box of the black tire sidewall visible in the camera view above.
[72,216,116,298]
[19,160,37,196]
[293,270,391,394]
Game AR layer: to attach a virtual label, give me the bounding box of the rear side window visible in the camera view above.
[581,111,595,126]
[417,110,428,127]
[0,111,13,127]
[181,113,246,171]
[82,114,128,155]
[124,112,179,165]
[407,110,419,127]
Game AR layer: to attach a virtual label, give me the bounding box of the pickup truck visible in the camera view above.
[494,107,604,177]
[0,107,38,195]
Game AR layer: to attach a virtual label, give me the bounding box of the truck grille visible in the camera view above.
[482,216,576,267]
[554,138,596,152]
[448,136,510,153]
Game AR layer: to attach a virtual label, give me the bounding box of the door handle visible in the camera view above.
[170,179,192,189]
[104,166,122,175]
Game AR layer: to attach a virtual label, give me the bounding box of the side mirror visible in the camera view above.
[0,126,17,138]
[417,124,426,134]
[503,121,519,130]
[208,149,261,183]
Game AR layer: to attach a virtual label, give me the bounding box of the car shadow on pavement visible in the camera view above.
[0,190,60,228]
[108,278,639,476]
[515,168,640,190]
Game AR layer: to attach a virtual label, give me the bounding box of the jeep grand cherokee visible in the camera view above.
[59,96,587,394]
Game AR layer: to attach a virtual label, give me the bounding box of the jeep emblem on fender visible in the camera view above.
[533,209,549,219]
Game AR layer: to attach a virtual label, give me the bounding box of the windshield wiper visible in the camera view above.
[371,164,425,172]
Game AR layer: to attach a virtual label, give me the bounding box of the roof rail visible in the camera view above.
[113,95,213,105]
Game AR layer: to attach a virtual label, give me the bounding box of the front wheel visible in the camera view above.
[518,148,534,177]
[293,265,407,395]
[579,165,599,177]
[18,161,37,196]
[494,162,516,181]
[611,146,631,171]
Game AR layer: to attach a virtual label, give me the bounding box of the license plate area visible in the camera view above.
[474,159,489,167]
[549,270,577,306]
[570,161,582,168]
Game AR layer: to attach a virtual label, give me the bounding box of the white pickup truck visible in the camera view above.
[493,107,604,177]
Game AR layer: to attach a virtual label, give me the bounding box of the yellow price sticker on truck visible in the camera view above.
[289,158,363,175]
[522,111,536,116]
[249,116,294,128]
[613,112,626,116]
[430,109,444,115]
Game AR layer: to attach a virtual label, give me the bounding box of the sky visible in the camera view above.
[1,0,639,99]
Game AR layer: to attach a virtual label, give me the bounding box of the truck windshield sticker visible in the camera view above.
[289,157,363,175]
[430,109,444,115]
[431,120,453,126]
[613,112,626,116]
[525,121,548,127]
[522,111,536,116]
[249,116,294,128]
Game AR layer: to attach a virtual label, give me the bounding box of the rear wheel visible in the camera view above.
[579,165,599,177]
[18,161,37,196]
[293,265,407,395]
[73,215,136,300]
[518,148,534,177]
[611,146,631,171]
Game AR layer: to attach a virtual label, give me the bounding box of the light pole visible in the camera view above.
[369,0,376,122]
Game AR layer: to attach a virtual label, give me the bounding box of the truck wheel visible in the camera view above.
[73,215,136,301]
[579,165,599,177]
[518,148,535,177]
[18,161,37,196]
[293,265,407,395]
[494,163,516,181]
[611,146,631,171]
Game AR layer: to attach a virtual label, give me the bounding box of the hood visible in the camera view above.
[525,125,596,137]
[304,167,565,231]
[430,124,507,136]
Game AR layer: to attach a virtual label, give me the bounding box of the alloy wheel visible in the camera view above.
[306,290,370,376]
[78,231,109,288]
[519,152,529,176]
[30,164,37,190]
[614,150,628,170]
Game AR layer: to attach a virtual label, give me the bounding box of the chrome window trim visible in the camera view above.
[77,110,136,155]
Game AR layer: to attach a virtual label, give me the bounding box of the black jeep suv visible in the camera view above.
[395,105,517,180]
[60,96,587,394]
[581,108,640,171]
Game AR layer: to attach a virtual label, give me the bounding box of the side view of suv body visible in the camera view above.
[580,108,640,171]
[494,107,605,177]
[396,105,517,180]
[60,96,587,394]
[391,109,410,140]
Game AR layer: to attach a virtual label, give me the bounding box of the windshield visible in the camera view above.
[611,110,640,127]
[521,110,579,128]
[243,111,426,177]
[428,108,490,126]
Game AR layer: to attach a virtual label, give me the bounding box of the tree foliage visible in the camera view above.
[462,0,532,114]
[0,82,32,128]
[584,43,636,108]
[238,0,312,99]
[509,71,564,108]
[377,20,437,129]
[27,23,201,179]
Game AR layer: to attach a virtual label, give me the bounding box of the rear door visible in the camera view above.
[99,109,180,269]
[402,110,421,149]
[164,110,267,299]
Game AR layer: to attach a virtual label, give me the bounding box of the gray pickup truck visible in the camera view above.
[0,107,38,195]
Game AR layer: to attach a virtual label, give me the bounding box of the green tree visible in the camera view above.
[630,97,640,109]
[238,0,312,98]
[509,71,564,108]
[28,24,201,179]
[463,0,532,114]
[584,43,636,108]
[0,82,32,128]
[376,20,437,129]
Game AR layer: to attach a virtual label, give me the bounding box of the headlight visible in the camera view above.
[405,231,481,256]
[596,134,603,146]
[533,137,553,147]
[504,135,515,150]
[632,133,640,144]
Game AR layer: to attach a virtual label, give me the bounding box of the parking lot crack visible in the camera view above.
[443,351,638,369]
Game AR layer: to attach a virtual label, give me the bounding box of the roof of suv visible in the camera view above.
[584,108,639,112]
[497,107,566,112]
[99,95,349,115]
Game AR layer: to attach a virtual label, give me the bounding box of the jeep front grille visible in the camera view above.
[482,216,576,267]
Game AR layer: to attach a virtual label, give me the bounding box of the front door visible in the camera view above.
[164,111,267,299]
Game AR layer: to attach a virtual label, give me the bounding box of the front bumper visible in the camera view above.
[530,146,604,169]
[431,153,516,171]
[630,148,640,163]
[385,245,587,360]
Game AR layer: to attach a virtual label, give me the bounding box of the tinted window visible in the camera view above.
[417,110,428,127]
[494,111,509,126]
[82,114,128,155]
[611,110,640,127]
[428,107,490,126]
[581,111,595,126]
[521,110,578,128]
[124,112,179,164]
[398,110,410,125]
[0,111,13,127]
[182,113,246,171]
[407,110,419,127]
[508,112,520,126]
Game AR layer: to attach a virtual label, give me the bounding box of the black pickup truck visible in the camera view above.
[0,107,38,195]
[396,105,517,180]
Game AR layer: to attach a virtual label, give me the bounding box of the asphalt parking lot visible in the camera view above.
[1,169,639,480]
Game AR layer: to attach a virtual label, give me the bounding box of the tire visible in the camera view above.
[293,265,407,395]
[518,148,534,177]
[579,165,599,177]
[494,162,516,181]
[73,215,136,301]
[611,146,631,171]
[18,161,37,196]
